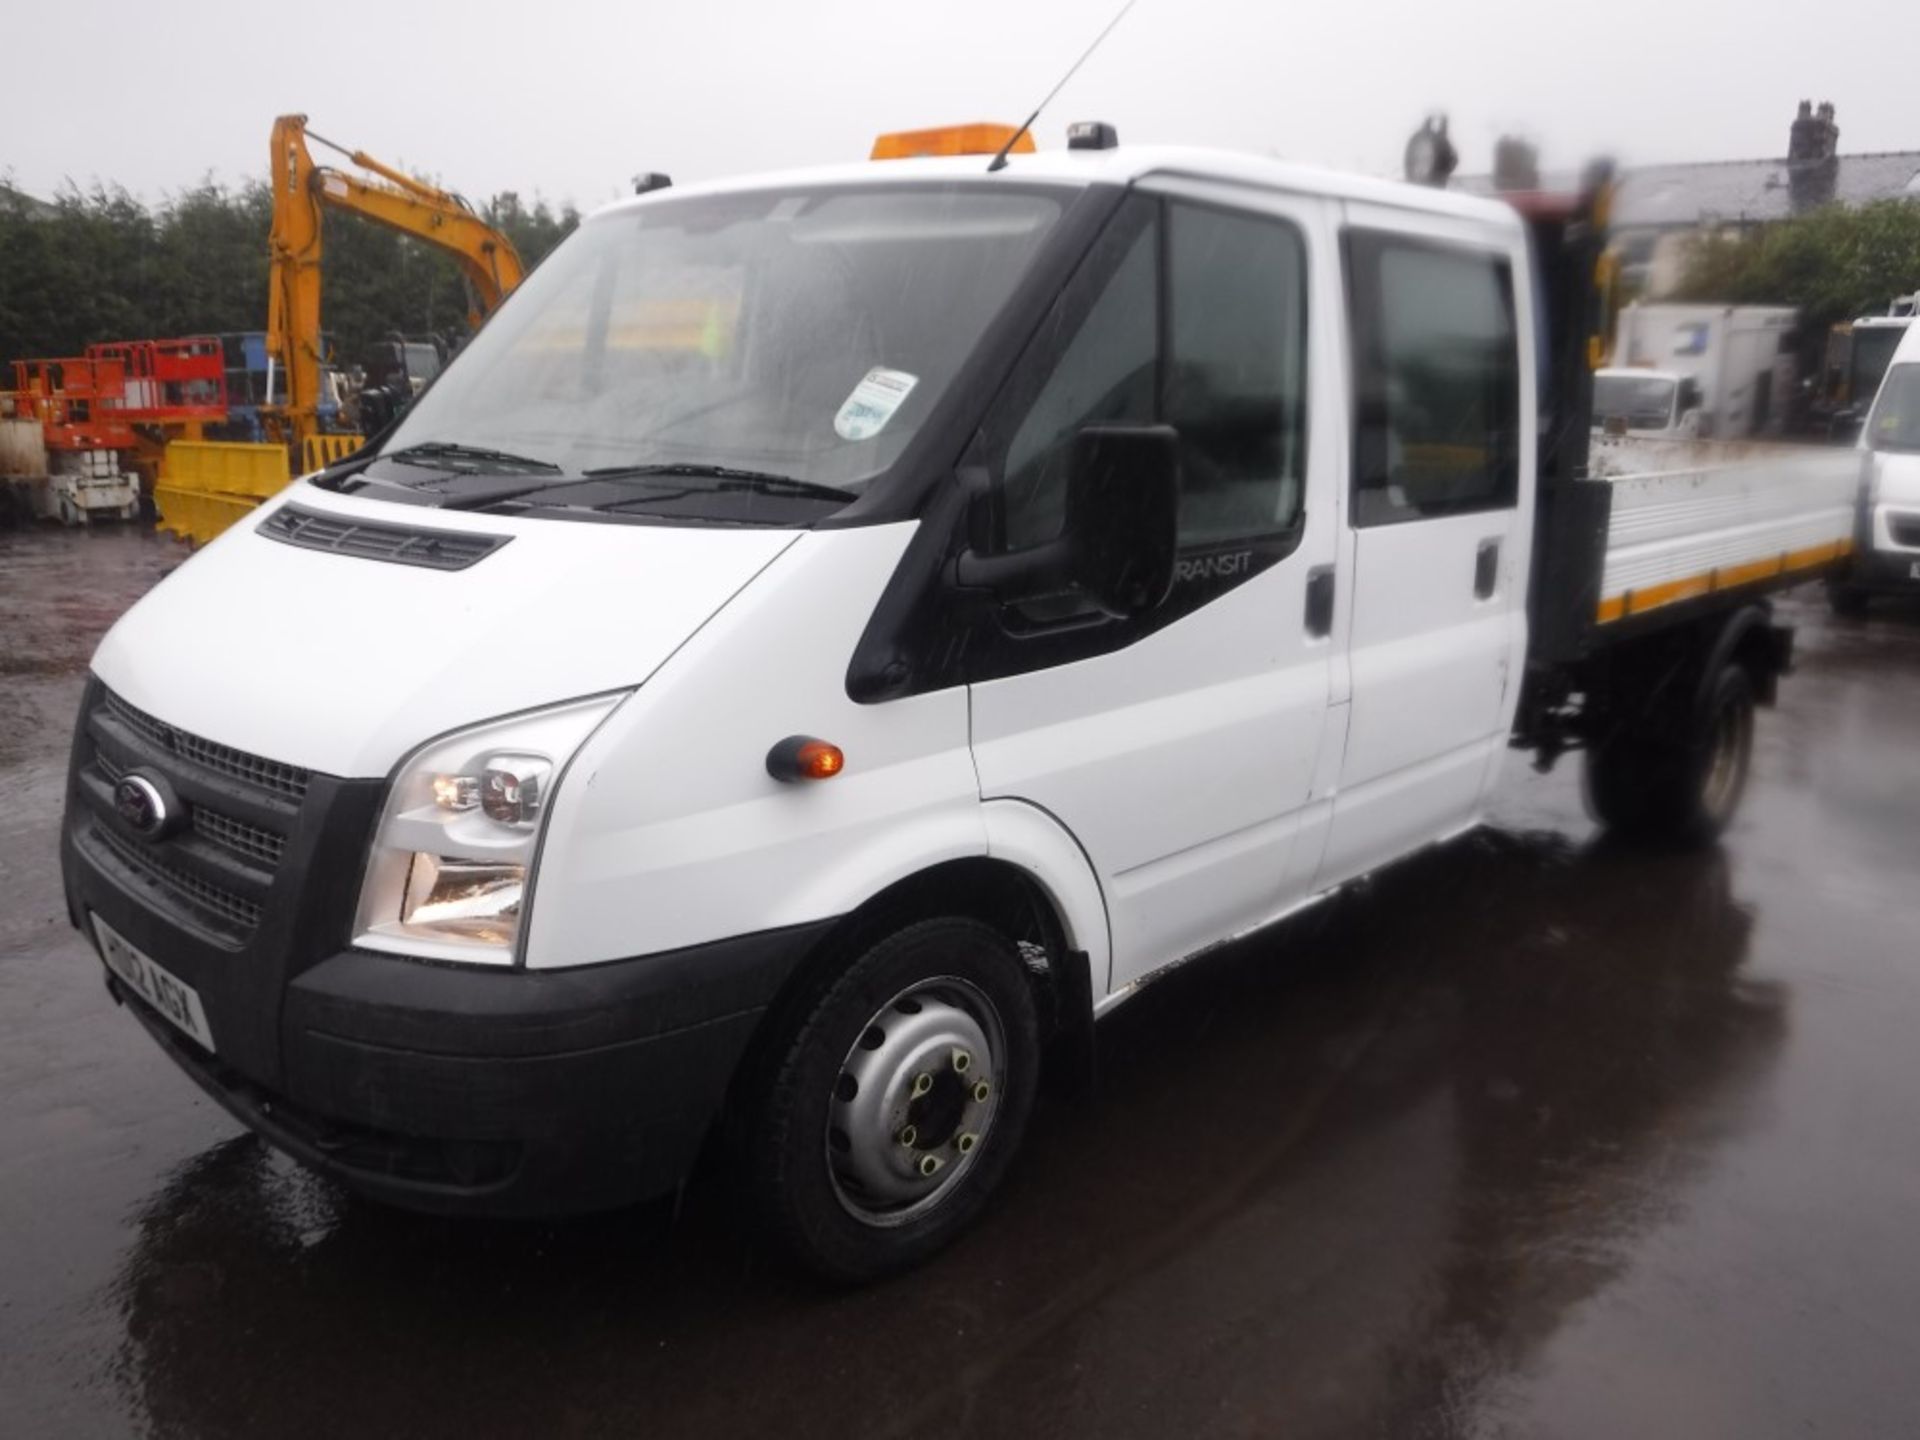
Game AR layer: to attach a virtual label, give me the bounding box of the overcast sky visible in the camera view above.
[6,0,1914,211]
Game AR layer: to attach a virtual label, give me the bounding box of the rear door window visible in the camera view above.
[1347,233,1519,526]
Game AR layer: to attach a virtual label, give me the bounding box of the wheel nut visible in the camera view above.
[956,1133,978,1155]
[971,1081,991,1103]
[918,1154,943,1177]
[951,1048,972,1074]
[897,1124,918,1148]
[911,1072,933,1098]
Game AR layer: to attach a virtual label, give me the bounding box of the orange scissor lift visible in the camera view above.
[6,354,141,523]
[4,337,231,524]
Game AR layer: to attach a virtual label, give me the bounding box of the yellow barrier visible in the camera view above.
[163,440,292,499]
[155,440,294,545]
[153,486,265,546]
[155,433,363,545]
[303,432,363,472]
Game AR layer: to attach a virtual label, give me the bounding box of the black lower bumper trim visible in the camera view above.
[1849,549,1920,594]
[107,920,836,1218]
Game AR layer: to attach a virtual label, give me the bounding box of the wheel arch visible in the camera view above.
[1703,600,1786,709]
[740,810,1109,1109]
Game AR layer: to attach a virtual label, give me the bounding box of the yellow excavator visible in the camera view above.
[159,114,527,543]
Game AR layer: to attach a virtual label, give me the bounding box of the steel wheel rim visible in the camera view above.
[1702,695,1751,824]
[825,975,1007,1228]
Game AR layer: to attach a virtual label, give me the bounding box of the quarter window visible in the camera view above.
[1348,234,1519,526]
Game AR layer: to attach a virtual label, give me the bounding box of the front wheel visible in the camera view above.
[741,917,1041,1284]
[1584,664,1755,848]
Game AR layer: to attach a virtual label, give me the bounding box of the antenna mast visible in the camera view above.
[987,0,1142,173]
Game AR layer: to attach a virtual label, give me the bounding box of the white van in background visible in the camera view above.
[1831,319,1920,613]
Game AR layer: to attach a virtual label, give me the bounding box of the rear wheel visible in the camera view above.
[741,917,1041,1284]
[1585,664,1755,848]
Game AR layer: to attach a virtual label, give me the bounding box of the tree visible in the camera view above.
[0,173,580,373]
[1674,199,1920,330]
[483,191,579,271]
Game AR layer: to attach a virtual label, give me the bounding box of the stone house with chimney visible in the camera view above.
[1603,102,1920,297]
[1464,103,1920,298]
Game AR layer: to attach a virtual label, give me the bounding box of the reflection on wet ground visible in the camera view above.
[5,526,1920,1439]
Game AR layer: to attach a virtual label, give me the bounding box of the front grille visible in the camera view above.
[93,823,265,934]
[94,750,287,867]
[1889,512,1920,549]
[192,808,287,866]
[258,504,509,571]
[103,689,310,800]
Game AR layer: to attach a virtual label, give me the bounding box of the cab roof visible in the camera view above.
[594,145,1526,237]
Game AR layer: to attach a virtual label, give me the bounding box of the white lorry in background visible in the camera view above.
[59,126,1860,1283]
[1609,302,1797,439]
[1829,318,1920,613]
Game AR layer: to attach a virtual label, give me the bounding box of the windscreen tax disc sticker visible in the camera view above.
[835,367,919,441]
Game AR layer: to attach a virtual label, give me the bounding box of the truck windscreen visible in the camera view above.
[376,185,1065,493]
[1592,373,1676,430]
[1851,326,1907,405]
[1866,364,1920,454]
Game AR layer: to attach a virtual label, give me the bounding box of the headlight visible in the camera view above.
[353,693,627,965]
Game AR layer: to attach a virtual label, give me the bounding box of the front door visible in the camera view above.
[968,183,1342,995]
[1314,207,1532,888]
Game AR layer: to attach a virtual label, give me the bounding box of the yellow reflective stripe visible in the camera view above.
[1595,538,1853,624]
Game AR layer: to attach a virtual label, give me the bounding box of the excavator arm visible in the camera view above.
[266,113,526,444]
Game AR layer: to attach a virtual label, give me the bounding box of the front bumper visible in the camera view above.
[1847,505,1920,593]
[62,675,831,1218]
[1845,547,1920,594]
[95,922,830,1217]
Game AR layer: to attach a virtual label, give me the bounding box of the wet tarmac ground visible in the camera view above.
[4,523,1920,1439]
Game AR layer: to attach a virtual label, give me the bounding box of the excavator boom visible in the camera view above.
[265,113,526,447]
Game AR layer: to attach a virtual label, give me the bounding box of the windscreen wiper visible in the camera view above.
[580,463,857,504]
[383,442,563,474]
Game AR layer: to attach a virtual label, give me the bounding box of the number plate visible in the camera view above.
[92,914,216,1054]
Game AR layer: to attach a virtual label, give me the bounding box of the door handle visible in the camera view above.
[1474,538,1501,600]
[1305,565,1335,638]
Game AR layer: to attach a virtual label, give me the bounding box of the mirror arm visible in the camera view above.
[951,538,1074,596]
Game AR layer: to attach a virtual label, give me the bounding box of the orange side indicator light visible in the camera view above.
[767,735,846,782]
[870,123,1035,161]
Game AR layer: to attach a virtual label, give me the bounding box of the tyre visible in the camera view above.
[1826,581,1870,618]
[1584,664,1755,848]
[740,917,1041,1284]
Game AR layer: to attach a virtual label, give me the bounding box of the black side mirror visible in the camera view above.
[1063,425,1179,616]
[953,424,1180,619]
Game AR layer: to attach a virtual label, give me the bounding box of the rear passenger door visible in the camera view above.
[1314,208,1533,888]
[967,184,1342,995]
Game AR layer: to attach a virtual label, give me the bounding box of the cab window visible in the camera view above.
[1001,219,1157,551]
[992,196,1310,576]
[1167,204,1309,546]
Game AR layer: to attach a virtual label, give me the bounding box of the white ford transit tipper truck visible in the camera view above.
[62,131,1860,1281]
